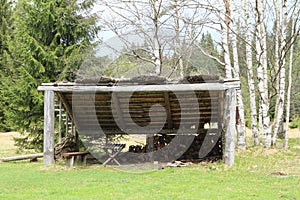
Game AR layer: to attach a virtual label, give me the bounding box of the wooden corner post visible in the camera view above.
[223,88,236,166]
[43,90,55,165]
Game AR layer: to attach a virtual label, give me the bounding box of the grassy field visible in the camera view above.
[0,132,299,200]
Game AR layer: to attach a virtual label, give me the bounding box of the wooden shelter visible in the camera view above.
[38,76,239,166]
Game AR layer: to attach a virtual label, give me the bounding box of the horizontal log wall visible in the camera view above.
[66,90,223,134]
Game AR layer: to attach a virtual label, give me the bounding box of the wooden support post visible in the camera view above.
[58,100,62,143]
[223,88,236,166]
[43,90,55,165]
[164,92,173,129]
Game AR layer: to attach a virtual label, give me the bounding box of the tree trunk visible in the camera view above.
[219,0,232,78]
[285,16,296,148]
[174,0,184,78]
[152,0,162,76]
[272,0,287,145]
[232,19,246,150]
[255,0,271,148]
[245,0,259,145]
[272,0,280,136]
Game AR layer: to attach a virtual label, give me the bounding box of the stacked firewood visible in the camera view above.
[127,134,222,161]
[54,135,78,160]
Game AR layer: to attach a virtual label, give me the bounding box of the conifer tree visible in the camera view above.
[0,0,13,131]
[3,0,100,150]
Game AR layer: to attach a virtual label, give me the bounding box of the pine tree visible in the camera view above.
[2,0,100,150]
[0,0,13,132]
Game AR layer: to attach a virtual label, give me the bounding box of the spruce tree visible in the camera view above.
[0,0,13,132]
[3,0,100,150]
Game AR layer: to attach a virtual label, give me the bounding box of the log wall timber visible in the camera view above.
[0,153,43,162]
[38,78,240,166]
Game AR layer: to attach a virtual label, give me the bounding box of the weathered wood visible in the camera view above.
[102,144,126,166]
[58,100,62,143]
[43,90,55,165]
[218,92,224,131]
[39,79,240,165]
[56,93,74,123]
[38,83,236,92]
[111,93,125,128]
[62,152,90,167]
[164,92,173,129]
[223,89,236,166]
[0,153,43,162]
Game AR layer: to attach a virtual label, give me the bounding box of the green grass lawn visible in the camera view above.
[0,138,299,200]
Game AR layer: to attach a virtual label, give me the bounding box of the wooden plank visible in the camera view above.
[56,93,74,123]
[43,90,55,165]
[223,89,236,166]
[58,100,62,143]
[109,93,125,128]
[38,83,230,92]
[218,91,224,131]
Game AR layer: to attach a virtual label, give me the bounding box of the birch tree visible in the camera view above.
[255,0,271,148]
[219,0,232,78]
[285,17,296,148]
[272,0,287,145]
[99,0,166,75]
[244,0,259,145]
[232,24,247,150]
[284,9,300,147]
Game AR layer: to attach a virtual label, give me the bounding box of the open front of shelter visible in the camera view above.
[38,76,239,167]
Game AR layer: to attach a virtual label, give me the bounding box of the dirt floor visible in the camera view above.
[0,129,299,157]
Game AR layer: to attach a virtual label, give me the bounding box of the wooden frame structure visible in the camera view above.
[38,79,239,166]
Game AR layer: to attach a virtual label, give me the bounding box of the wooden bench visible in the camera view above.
[62,152,90,167]
[102,144,126,166]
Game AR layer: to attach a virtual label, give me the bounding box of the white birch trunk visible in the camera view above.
[245,0,259,145]
[255,0,271,148]
[285,17,296,148]
[272,0,280,134]
[272,0,287,145]
[232,20,246,150]
[152,0,162,76]
[219,0,232,78]
[174,0,184,78]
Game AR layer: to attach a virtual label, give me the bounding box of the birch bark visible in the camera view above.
[152,0,163,76]
[219,0,232,78]
[245,0,259,145]
[272,0,280,135]
[255,0,271,148]
[285,17,296,148]
[232,20,246,150]
[272,0,287,145]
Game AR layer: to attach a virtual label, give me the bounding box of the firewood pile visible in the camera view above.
[150,134,221,159]
[54,135,78,160]
[124,133,222,163]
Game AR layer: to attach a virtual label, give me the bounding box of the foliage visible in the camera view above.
[289,117,300,129]
[1,0,100,151]
[0,0,13,132]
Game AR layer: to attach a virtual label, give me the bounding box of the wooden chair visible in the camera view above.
[102,144,126,166]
